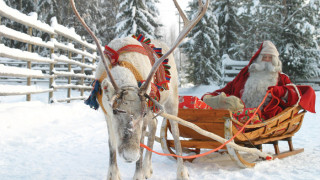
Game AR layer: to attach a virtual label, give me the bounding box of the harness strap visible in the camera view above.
[104,44,147,66]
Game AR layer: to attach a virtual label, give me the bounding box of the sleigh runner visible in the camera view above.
[159,96,306,168]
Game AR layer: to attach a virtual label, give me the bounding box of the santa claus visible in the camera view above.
[242,41,282,109]
[202,40,316,119]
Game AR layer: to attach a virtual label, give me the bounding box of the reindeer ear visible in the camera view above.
[101,79,115,100]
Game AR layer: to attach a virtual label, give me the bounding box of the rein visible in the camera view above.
[140,89,274,160]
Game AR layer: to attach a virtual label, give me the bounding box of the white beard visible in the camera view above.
[241,61,279,108]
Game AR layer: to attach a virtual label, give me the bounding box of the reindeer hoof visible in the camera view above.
[133,170,144,180]
[107,173,121,180]
[177,165,189,180]
[107,166,121,180]
[144,167,153,179]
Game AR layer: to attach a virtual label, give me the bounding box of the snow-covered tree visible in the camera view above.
[3,0,36,14]
[37,0,119,44]
[213,0,243,60]
[145,0,162,38]
[233,1,261,60]
[231,0,320,79]
[181,0,221,85]
[115,0,162,39]
[98,0,120,43]
[275,0,320,78]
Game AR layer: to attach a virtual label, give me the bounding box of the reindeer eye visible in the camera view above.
[113,109,126,114]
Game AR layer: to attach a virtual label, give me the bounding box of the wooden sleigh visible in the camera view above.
[160,105,306,167]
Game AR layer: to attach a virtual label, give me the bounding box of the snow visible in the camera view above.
[1,0,320,179]
[50,17,96,50]
[0,84,53,95]
[222,54,249,66]
[0,64,43,77]
[52,39,97,59]
[52,54,96,70]
[0,44,54,63]
[0,0,54,34]
[0,82,319,180]
[0,25,54,49]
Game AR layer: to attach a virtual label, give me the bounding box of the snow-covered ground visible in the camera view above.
[0,83,319,180]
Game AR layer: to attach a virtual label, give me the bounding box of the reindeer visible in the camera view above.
[70,0,209,179]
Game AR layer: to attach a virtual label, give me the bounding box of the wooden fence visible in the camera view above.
[221,54,248,86]
[0,1,97,103]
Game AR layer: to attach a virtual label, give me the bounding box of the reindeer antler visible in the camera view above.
[70,0,119,93]
[139,0,209,95]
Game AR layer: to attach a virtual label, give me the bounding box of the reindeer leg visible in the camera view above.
[106,117,121,180]
[142,114,157,179]
[107,140,121,180]
[169,120,189,180]
[164,89,189,180]
[133,119,148,180]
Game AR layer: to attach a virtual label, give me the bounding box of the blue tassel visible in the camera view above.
[84,80,101,110]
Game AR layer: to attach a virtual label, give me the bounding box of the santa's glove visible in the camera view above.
[268,86,288,98]
[202,94,213,101]
[203,92,244,112]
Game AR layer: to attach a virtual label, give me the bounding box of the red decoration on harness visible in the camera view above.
[104,45,119,65]
[104,45,147,66]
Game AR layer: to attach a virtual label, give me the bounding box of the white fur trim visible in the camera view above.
[286,83,301,107]
[261,40,279,57]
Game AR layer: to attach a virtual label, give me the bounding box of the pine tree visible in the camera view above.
[276,0,320,78]
[234,0,320,78]
[115,0,162,39]
[74,0,102,42]
[181,0,221,85]
[234,1,260,60]
[98,0,120,43]
[213,0,243,60]
[145,0,162,38]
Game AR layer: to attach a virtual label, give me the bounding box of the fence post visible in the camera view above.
[49,34,55,103]
[80,43,85,96]
[67,39,72,103]
[0,16,2,42]
[26,27,33,101]
[92,49,96,75]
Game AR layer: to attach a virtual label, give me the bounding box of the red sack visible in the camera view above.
[179,96,212,109]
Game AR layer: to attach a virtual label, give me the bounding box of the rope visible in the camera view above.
[263,88,280,112]
[140,89,274,160]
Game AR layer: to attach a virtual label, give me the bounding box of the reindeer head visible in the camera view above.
[101,66,145,162]
[70,0,209,163]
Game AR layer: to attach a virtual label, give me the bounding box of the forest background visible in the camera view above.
[2,0,320,86]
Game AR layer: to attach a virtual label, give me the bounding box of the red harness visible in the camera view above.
[104,45,148,66]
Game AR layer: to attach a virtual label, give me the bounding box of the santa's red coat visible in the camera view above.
[202,43,316,119]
